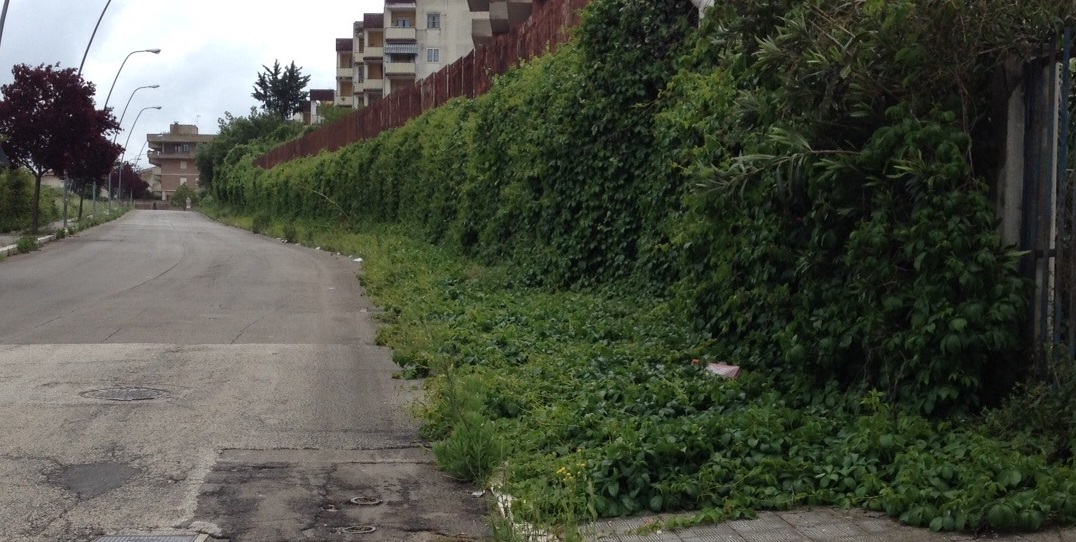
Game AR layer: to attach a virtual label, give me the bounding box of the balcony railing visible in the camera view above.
[362,77,384,91]
[384,62,416,77]
[385,26,416,41]
[337,66,353,79]
[364,46,384,60]
[147,149,195,165]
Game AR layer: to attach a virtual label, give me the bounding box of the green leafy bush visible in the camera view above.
[170,184,199,208]
[15,235,37,254]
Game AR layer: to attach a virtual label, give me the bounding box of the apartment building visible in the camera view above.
[146,123,216,201]
[335,0,478,107]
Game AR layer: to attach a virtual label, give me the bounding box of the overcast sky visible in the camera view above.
[0,0,382,163]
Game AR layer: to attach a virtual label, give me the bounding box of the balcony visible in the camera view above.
[335,95,355,107]
[363,46,384,60]
[385,26,416,41]
[468,0,489,11]
[385,62,416,77]
[472,17,493,46]
[385,0,416,10]
[487,0,531,31]
[362,77,384,92]
[489,2,510,34]
[147,149,195,166]
[337,66,353,79]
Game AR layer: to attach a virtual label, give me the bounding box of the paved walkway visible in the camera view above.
[0,216,87,248]
[589,508,1076,542]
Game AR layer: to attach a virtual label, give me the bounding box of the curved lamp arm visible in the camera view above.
[103,48,161,110]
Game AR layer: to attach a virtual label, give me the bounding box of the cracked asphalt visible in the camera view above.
[0,211,487,541]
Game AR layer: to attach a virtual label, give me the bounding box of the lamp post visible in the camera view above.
[115,85,160,134]
[78,0,112,76]
[102,48,160,212]
[116,106,160,202]
[102,48,161,111]
[62,1,116,231]
[109,84,158,209]
[0,0,11,53]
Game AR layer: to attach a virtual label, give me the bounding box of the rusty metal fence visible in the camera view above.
[255,0,588,169]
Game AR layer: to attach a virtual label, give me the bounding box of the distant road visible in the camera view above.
[0,211,485,542]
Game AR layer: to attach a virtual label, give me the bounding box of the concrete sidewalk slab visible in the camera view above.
[587,508,1076,542]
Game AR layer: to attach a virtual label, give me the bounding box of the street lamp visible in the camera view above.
[101,48,160,210]
[102,48,161,111]
[109,84,159,208]
[115,84,160,134]
[78,0,113,76]
[116,105,161,201]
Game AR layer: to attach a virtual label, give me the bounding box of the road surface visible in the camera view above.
[0,211,486,542]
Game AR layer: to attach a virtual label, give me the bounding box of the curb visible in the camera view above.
[0,233,56,258]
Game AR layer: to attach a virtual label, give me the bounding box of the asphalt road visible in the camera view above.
[0,211,486,542]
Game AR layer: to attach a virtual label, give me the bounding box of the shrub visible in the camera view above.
[16,235,37,254]
[171,184,199,208]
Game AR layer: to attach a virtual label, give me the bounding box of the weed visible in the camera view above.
[251,213,271,234]
[16,235,37,254]
[432,372,506,483]
[283,222,298,243]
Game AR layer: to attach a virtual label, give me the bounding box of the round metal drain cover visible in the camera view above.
[339,525,376,534]
[348,496,382,506]
[81,387,169,401]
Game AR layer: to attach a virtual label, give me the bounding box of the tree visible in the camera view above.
[0,63,119,233]
[111,162,150,200]
[196,108,304,190]
[66,133,121,219]
[316,103,354,124]
[251,60,311,121]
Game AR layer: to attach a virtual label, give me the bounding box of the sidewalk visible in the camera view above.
[0,215,93,253]
[589,508,1075,542]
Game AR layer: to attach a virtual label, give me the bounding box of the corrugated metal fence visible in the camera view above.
[255,0,588,169]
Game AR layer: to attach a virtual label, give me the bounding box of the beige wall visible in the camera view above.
[417,0,475,80]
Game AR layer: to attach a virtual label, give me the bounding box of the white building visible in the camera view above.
[335,0,481,107]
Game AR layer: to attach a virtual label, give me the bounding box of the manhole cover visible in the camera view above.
[94,536,198,542]
[349,496,382,506]
[81,387,169,401]
[339,525,377,534]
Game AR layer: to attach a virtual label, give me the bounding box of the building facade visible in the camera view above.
[335,0,479,107]
[146,123,216,201]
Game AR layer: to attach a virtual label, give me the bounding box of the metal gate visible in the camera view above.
[1018,27,1076,361]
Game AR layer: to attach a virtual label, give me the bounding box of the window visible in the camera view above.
[180,160,188,170]
[396,17,411,28]
[180,177,188,185]
[427,13,440,29]
[181,143,191,152]
[426,48,440,63]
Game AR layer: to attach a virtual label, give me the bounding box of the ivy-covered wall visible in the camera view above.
[214,0,1075,414]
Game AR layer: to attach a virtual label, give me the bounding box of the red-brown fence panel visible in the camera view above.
[256,0,588,168]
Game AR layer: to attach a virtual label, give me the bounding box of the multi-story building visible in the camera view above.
[146,123,216,201]
[335,0,478,107]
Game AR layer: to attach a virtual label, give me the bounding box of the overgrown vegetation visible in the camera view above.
[15,234,37,253]
[0,168,60,233]
[204,0,1076,534]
